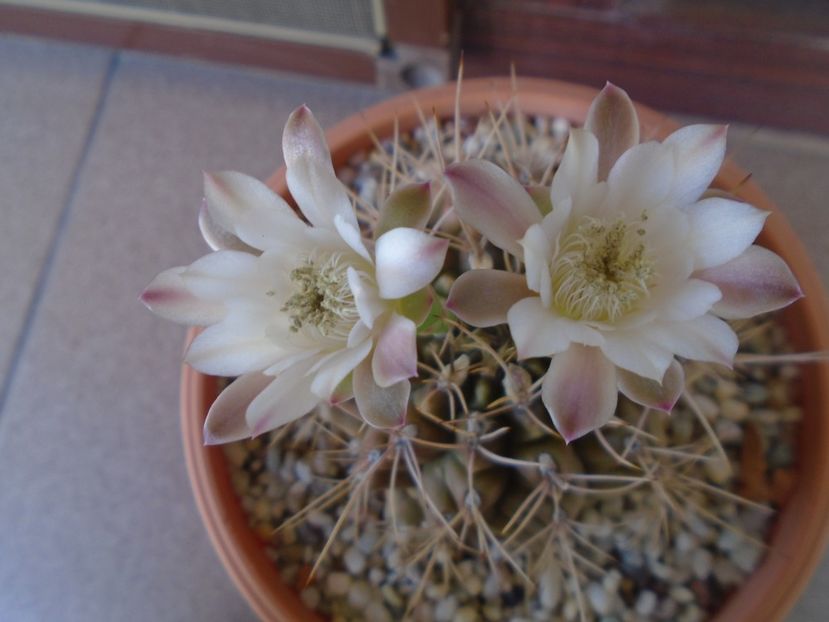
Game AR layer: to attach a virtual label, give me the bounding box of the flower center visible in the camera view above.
[281,253,359,339]
[551,213,655,322]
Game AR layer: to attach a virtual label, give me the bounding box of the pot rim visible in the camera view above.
[181,77,829,622]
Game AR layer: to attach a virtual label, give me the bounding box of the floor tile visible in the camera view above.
[0,48,388,622]
[0,35,112,384]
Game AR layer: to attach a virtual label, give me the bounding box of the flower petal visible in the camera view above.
[372,313,418,387]
[660,278,722,322]
[334,214,371,262]
[696,245,803,319]
[246,360,319,437]
[447,269,533,328]
[376,182,432,237]
[507,297,603,359]
[600,330,674,382]
[650,314,738,367]
[353,358,409,429]
[551,129,599,207]
[585,82,640,182]
[542,345,618,443]
[526,185,553,216]
[664,124,727,206]
[283,105,357,231]
[198,199,256,252]
[444,160,541,256]
[203,171,308,251]
[141,267,226,325]
[606,141,674,211]
[204,373,272,445]
[617,360,684,413]
[375,227,449,299]
[309,339,372,399]
[185,309,286,376]
[347,267,385,329]
[686,197,769,270]
[181,250,274,301]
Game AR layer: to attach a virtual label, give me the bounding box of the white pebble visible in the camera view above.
[539,566,562,610]
[587,582,613,616]
[634,590,657,617]
[325,572,351,597]
[344,546,367,575]
[731,543,763,572]
[456,606,480,622]
[300,586,320,610]
[722,398,749,421]
[294,460,312,483]
[670,585,694,604]
[365,600,392,622]
[691,548,713,579]
[348,581,371,608]
[435,595,458,622]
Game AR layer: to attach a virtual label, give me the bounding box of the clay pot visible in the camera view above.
[180,78,829,621]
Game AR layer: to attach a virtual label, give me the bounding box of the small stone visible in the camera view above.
[602,569,622,593]
[712,558,743,586]
[300,586,320,610]
[325,572,351,597]
[465,574,483,597]
[435,596,458,622]
[634,590,657,617]
[586,582,613,616]
[455,606,480,622]
[365,600,392,622]
[670,585,694,604]
[675,532,697,554]
[294,461,312,483]
[348,580,371,608]
[344,546,367,575]
[691,548,713,579]
[358,527,379,554]
[368,567,385,586]
[731,542,763,572]
[539,566,562,610]
[721,398,749,422]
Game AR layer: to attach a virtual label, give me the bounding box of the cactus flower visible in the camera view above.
[142,106,447,443]
[445,84,802,442]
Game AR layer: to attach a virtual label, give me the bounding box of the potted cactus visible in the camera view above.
[146,78,829,621]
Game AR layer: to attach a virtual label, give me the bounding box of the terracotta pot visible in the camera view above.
[180,78,829,621]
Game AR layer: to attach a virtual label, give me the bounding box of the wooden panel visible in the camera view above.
[0,5,376,82]
[460,0,829,134]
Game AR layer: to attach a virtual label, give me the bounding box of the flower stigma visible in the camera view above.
[281,253,359,338]
[551,212,655,322]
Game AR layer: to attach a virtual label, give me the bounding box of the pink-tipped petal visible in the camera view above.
[599,331,674,382]
[447,269,533,328]
[198,199,256,252]
[686,197,769,270]
[650,314,738,368]
[347,267,385,329]
[661,278,722,321]
[444,160,541,256]
[617,359,684,413]
[377,182,432,237]
[185,312,287,376]
[283,105,357,231]
[664,124,727,206]
[607,141,674,210]
[542,345,618,443]
[334,214,371,262]
[696,245,803,319]
[203,171,307,251]
[204,373,272,445]
[309,339,372,399]
[585,82,640,182]
[507,297,603,359]
[141,267,226,325]
[372,313,418,388]
[353,358,409,429]
[375,227,449,299]
[550,128,599,206]
[246,360,319,437]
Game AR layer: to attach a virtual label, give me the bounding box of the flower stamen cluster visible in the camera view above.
[552,214,655,322]
[281,254,358,338]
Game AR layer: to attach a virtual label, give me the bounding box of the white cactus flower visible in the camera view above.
[142,106,447,443]
[445,83,802,442]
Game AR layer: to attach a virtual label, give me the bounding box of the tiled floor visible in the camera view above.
[0,33,827,622]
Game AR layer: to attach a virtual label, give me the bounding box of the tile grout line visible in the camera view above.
[0,50,121,421]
